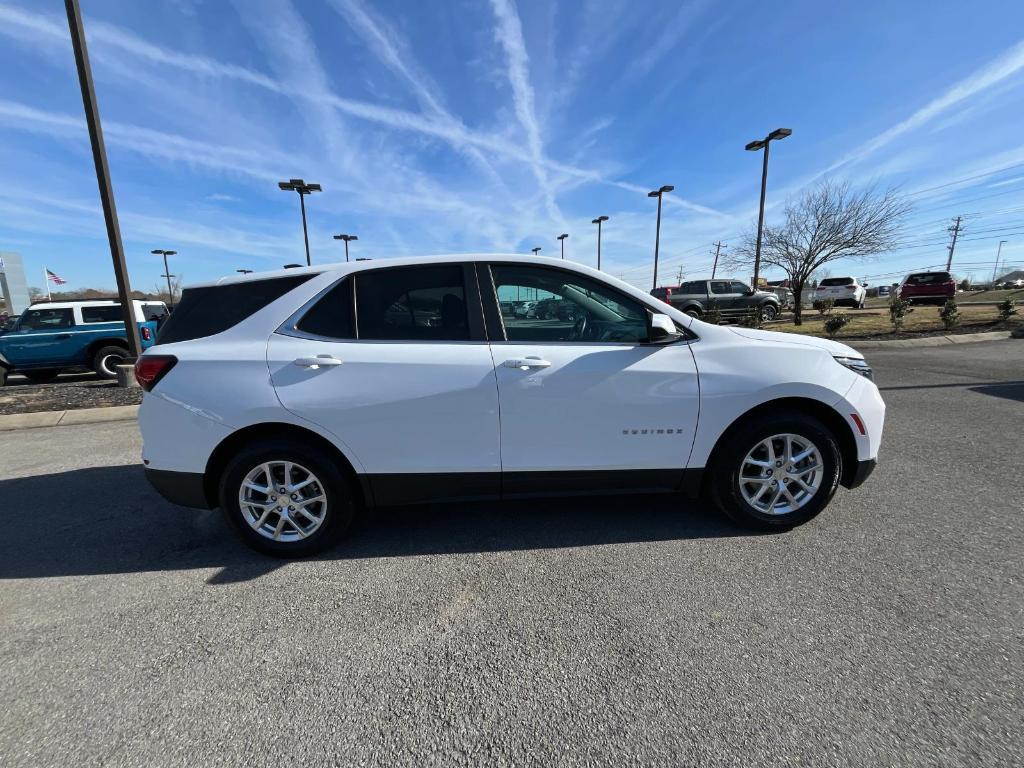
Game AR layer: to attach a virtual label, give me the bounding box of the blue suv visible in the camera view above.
[0,300,166,385]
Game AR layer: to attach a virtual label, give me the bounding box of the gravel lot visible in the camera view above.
[0,371,142,415]
[1,341,1022,767]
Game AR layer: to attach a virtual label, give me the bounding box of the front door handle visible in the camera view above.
[503,356,552,370]
[293,355,343,369]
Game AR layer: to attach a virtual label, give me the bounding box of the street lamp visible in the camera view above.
[151,249,177,307]
[531,247,542,256]
[647,185,674,290]
[745,127,792,287]
[278,178,321,266]
[333,233,358,262]
[236,269,253,274]
[591,216,609,270]
[557,233,569,260]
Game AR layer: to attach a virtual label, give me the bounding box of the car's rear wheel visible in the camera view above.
[710,411,842,530]
[218,439,355,556]
[92,345,128,379]
[24,369,60,384]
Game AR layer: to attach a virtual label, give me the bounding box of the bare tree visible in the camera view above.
[153,274,183,306]
[727,180,910,325]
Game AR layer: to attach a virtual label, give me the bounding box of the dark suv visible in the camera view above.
[667,279,782,321]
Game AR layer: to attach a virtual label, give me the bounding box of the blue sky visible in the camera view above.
[1,0,1024,293]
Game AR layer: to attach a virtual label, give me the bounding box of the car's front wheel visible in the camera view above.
[710,411,841,530]
[218,440,355,556]
[759,304,779,321]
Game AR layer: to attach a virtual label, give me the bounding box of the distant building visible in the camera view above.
[0,252,30,315]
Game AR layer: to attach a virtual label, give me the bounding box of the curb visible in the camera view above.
[848,330,1013,351]
[0,404,138,432]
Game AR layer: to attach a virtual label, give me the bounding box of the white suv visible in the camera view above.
[137,255,884,555]
[814,277,867,308]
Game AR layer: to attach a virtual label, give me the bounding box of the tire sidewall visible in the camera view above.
[218,440,354,557]
[712,414,842,530]
[93,346,127,379]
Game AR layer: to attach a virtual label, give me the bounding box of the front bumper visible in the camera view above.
[145,467,211,509]
[845,458,877,489]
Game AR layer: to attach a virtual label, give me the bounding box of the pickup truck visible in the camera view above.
[0,300,166,385]
[665,279,782,321]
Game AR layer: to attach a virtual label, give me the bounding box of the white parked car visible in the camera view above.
[815,277,867,308]
[137,255,884,555]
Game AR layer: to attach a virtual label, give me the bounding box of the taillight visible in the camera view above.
[135,355,177,392]
[141,326,152,341]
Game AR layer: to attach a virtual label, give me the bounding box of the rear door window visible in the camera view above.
[157,275,314,344]
[355,265,469,341]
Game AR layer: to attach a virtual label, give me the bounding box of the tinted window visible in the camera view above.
[157,275,314,344]
[820,277,855,286]
[20,308,73,330]
[81,305,122,323]
[679,281,705,294]
[491,264,648,343]
[142,303,168,320]
[710,281,732,295]
[355,265,468,341]
[295,279,354,339]
[905,272,951,285]
[729,281,749,294]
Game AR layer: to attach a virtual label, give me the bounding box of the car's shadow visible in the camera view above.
[0,465,747,584]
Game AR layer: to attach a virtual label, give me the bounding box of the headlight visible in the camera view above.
[834,355,872,380]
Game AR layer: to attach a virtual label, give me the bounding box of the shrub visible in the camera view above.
[888,294,913,332]
[813,298,834,316]
[738,310,763,329]
[703,302,722,325]
[939,298,960,331]
[824,313,850,337]
[998,297,1017,321]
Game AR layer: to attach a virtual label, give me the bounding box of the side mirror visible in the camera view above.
[648,312,681,344]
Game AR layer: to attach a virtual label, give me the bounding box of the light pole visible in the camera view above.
[647,185,673,290]
[278,178,321,266]
[531,247,541,256]
[65,0,141,359]
[333,233,358,262]
[236,269,253,274]
[992,240,1008,286]
[557,233,569,260]
[592,215,608,270]
[151,249,177,307]
[745,128,791,287]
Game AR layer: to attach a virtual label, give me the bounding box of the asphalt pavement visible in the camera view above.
[1,341,1022,767]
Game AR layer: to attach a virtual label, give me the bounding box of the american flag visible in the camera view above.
[46,269,67,285]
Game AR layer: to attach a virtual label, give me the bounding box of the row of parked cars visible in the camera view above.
[0,299,167,385]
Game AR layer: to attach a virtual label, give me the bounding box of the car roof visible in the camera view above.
[26,299,161,310]
[189,254,598,289]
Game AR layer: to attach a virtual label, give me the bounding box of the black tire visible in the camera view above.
[0,367,7,387]
[684,308,702,318]
[24,369,60,384]
[218,439,355,557]
[759,304,779,321]
[709,410,842,531]
[92,345,128,379]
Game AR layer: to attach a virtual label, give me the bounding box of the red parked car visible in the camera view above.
[897,271,956,304]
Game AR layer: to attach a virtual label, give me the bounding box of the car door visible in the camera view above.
[267,263,501,504]
[483,263,700,494]
[2,307,75,366]
[709,280,742,315]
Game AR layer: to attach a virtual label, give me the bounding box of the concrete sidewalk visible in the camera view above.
[0,404,138,432]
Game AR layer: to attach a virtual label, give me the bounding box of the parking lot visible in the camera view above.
[1,341,1022,766]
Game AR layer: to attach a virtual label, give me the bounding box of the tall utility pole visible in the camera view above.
[711,241,726,279]
[992,240,1007,286]
[333,233,357,262]
[745,128,792,287]
[65,0,141,359]
[591,215,608,270]
[557,233,569,260]
[278,178,321,266]
[648,184,674,290]
[675,265,684,284]
[151,249,177,307]
[945,216,963,271]
[531,247,541,256]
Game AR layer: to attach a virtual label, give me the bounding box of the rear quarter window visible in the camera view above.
[157,275,314,344]
[81,305,122,322]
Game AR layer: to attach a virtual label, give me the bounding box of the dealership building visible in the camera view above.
[0,251,30,316]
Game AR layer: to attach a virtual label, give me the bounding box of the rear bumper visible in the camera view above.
[844,458,877,489]
[145,467,211,509]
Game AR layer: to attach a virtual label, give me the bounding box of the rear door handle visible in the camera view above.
[503,356,551,370]
[293,355,343,368]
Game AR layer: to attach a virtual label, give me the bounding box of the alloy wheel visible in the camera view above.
[738,433,823,515]
[238,460,327,541]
